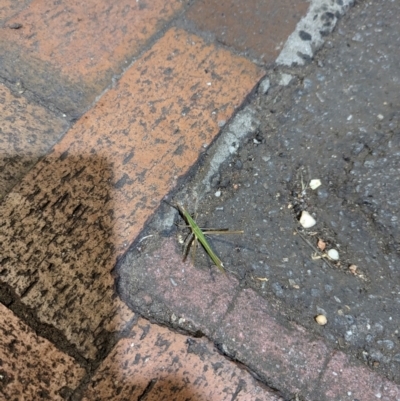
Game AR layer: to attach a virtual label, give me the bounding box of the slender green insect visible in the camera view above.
[175,203,243,273]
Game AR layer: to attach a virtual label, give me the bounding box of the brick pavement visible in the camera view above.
[81,317,282,401]
[1,0,398,400]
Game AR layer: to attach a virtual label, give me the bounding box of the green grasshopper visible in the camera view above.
[175,203,243,273]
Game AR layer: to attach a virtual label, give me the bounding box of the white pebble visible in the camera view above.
[279,73,293,86]
[315,315,327,325]
[215,190,221,197]
[309,179,321,190]
[299,211,316,228]
[327,249,339,260]
[259,77,270,94]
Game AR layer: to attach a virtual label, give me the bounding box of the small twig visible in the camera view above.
[138,234,153,244]
[295,228,339,270]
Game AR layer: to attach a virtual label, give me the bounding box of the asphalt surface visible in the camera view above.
[119,0,400,387]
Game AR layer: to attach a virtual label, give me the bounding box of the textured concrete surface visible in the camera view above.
[276,0,354,66]
[0,303,85,400]
[82,317,283,401]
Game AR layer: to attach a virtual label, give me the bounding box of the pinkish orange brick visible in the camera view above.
[82,318,283,401]
[186,0,309,64]
[0,83,68,199]
[0,28,263,359]
[218,289,330,395]
[123,237,239,334]
[0,0,185,115]
[0,303,85,400]
[318,352,400,401]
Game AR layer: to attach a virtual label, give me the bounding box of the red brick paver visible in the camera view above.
[186,0,309,64]
[317,352,400,401]
[82,317,283,401]
[0,83,68,198]
[0,303,85,400]
[0,0,185,115]
[0,0,30,22]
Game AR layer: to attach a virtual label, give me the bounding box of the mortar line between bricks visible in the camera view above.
[63,3,194,122]
[153,309,289,401]
[116,277,288,401]
[203,286,290,400]
[0,76,73,122]
[306,346,337,399]
[68,314,141,401]
[0,285,89,369]
[0,2,192,123]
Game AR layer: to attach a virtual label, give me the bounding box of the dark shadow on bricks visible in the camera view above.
[0,152,211,400]
[0,152,121,361]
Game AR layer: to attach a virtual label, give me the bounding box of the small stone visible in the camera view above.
[279,73,293,86]
[8,23,23,29]
[215,190,221,197]
[299,211,316,228]
[315,315,327,325]
[377,340,394,350]
[309,179,321,190]
[259,77,270,94]
[352,33,363,42]
[327,249,339,260]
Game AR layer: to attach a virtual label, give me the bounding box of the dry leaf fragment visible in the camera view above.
[317,239,326,251]
[349,264,357,274]
[312,252,322,260]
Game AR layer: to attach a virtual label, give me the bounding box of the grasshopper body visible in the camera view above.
[175,204,242,273]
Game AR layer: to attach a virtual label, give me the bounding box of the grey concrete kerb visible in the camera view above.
[277,0,355,66]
